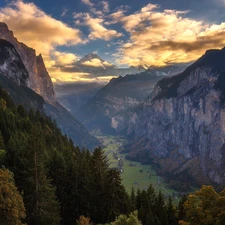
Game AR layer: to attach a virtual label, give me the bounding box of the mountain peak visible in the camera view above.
[0,22,9,30]
[77,53,118,69]
[81,53,103,62]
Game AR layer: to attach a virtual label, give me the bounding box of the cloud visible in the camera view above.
[51,51,79,66]
[109,3,225,66]
[90,8,104,16]
[102,1,109,12]
[61,8,68,17]
[74,13,123,41]
[50,69,116,83]
[0,1,86,56]
[81,0,94,7]
[81,58,112,68]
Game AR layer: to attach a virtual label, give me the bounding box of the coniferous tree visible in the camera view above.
[166,196,178,225]
[155,191,168,225]
[130,187,136,212]
[91,147,109,222]
[102,169,128,223]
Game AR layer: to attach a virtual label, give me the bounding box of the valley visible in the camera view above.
[0,2,225,222]
[97,135,179,199]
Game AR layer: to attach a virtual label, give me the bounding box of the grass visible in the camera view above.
[96,135,179,199]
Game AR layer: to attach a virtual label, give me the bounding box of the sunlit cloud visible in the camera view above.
[73,13,123,41]
[81,58,112,67]
[50,69,116,83]
[51,51,79,66]
[108,3,225,66]
[81,0,94,7]
[1,0,225,83]
[0,1,86,56]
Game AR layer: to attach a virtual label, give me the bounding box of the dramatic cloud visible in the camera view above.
[2,1,225,82]
[74,13,123,41]
[0,1,86,56]
[108,4,225,66]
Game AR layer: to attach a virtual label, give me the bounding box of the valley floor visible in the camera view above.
[96,135,179,200]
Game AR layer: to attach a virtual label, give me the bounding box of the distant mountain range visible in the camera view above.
[66,65,187,134]
[0,22,99,149]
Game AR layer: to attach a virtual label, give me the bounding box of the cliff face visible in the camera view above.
[76,71,166,134]
[0,22,55,102]
[0,39,28,86]
[0,24,100,149]
[113,47,225,186]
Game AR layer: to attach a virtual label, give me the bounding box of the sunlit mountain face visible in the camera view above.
[0,0,225,83]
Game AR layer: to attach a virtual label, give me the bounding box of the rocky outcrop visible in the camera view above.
[0,39,28,86]
[0,22,55,102]
[113,47,225,186]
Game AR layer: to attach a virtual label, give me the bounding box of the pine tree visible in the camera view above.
[102,169,128,223]
[155,191,168,225]
[166,196,178,225]
[91,147,109,222]
[130,187,136,212]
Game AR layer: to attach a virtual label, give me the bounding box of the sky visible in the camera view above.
[1,0,225,82]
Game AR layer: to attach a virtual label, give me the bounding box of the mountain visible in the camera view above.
[74,70,167,134]
[0,39,45,110]
[77,53,118,69]
[112,47,225,187]
[0,23,99,149]
[0,22,55,102]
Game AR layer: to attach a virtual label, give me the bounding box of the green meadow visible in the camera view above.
[96,135,179,199]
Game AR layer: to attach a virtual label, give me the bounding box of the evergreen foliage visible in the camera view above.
[1,85,224,225]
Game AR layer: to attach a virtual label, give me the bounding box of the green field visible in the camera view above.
[96,135,179,200]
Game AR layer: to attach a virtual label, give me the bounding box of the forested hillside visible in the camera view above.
[1,86,225,225]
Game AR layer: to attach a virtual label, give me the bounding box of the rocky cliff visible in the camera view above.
[113,47,225,187]
[0,24,99,149]
[0,22,55,102]
[0,39,28,86]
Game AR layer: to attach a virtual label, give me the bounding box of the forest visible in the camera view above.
[0,86,225,225]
